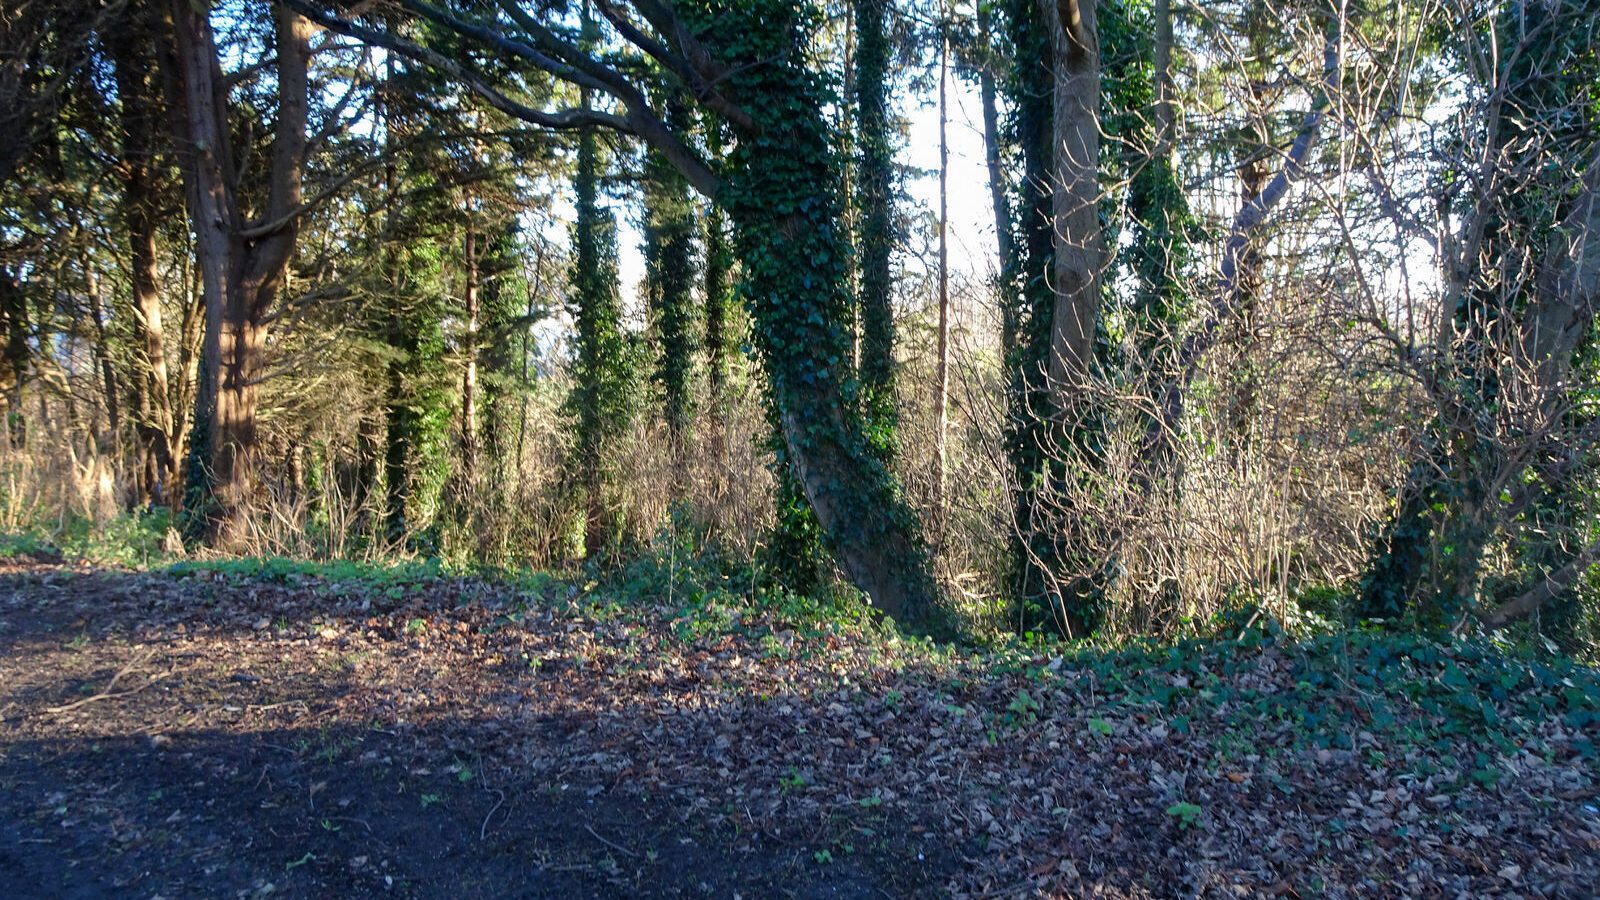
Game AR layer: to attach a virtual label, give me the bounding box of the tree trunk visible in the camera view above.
[167,0,310,544]
[129,205,177,503]
[84,261,122,456]
[933,18,951,529]
[568,84,631,558]
[1153,0,1174,154]
[382,346,413,542]
[460,223,479,490]
[0,266,30,448]
[1041,0,1104,397]
[643,99,698,450]
[1359,0,1599,630]
[718,10,943,633]
[1002,0,1070,633]
[1226,124,1269,446]
[976,2,1016,359]
[1362,141,1600,627]
[108,7,178,507]
[853,0,896,448]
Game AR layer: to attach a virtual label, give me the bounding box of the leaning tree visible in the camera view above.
[283,0,948,632]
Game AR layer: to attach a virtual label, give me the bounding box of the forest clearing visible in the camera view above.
[5,0,1600,894]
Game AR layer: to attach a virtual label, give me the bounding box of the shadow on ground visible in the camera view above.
[0,724,935,899]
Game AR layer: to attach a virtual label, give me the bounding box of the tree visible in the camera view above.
[933,3,951,527]
[167,0,313,543]
[701,161,734,405]
[479,219,535,501]
[998,0,1068,632]
[1360,0,1600,630]
[287,0,947,631]
[1040,0,1104,401]
[642,99,699,446]
[106,5,188,506]
[567,89,633,557]
[855,0,898,454]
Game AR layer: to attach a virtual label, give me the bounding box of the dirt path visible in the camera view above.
[1,562,1597,898]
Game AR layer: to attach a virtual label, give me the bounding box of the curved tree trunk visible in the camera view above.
[715,6,942,633]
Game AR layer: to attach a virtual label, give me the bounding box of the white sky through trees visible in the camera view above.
[609,69,999,318]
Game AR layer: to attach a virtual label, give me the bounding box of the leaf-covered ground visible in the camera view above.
[1,559,1597,897]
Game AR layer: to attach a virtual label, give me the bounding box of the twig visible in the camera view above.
[585,824,637,858]
[324,815,373,834]
[480,789,506,840]
[247,700,309,712]
[45,649,166,714]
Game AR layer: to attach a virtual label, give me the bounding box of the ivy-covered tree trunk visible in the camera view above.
[568,107,631,558]
[458,222,480,491]
[0,266,29,447]
[1104,0,1192,493]
[853,0,896,452]
[479,221,526,497]
[1094,0,1194,625]
[378,247,453,544]
[702,200,732,405]
[703,3,943,631]
[1003,0,1067,633]
[642,102,699,446]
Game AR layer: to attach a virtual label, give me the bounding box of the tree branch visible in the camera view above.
[300,0,726,196]
[597,0,755,132]
[1143,10,1345,463]
[1483,538,1600,630]
[280,0,630,135]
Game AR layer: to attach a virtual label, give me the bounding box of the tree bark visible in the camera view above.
[854,0,896,447]
[0,266,31,448]
[167,0,310,543]
[460,222,480,490]
[933,17,951,528]
[108,13,178,506]
[976,3,1016,358]
[84,260,122,455]
[1152,0,1175,157]
[1041,0,1104,397]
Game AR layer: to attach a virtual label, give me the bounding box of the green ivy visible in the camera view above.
[680,0,946,635]
[565,106,635,557]
[642,97,701,442]
[853,0,897,457]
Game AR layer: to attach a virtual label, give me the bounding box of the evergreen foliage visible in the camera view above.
[643,100,701,442]
[855,0,898,455]
[567,117,634,557]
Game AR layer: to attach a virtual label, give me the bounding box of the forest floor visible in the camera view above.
[0,558,1597,898]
